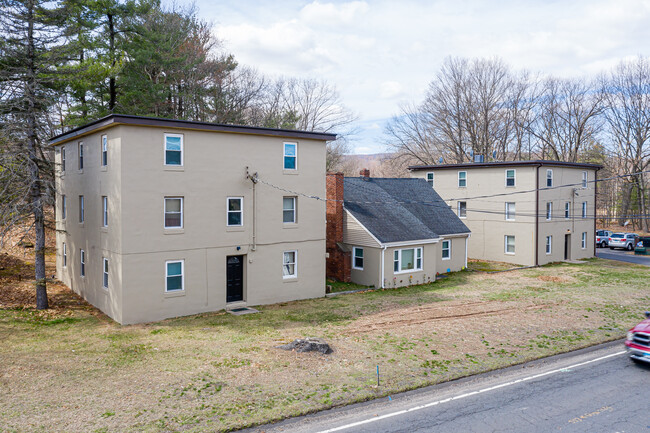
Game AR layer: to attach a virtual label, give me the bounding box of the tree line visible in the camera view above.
[385,56,650,232]
[0,0,355,309]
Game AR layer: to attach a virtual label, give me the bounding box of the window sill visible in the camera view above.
[164,166,184,171]
[100,227,108,233]
[283,223,299,229]
[164,228,184,235]
[79,222,85,228]
[283,170,299,175]
[100,166,107,172]
[78,169,84,174]
[352,267,363,271]
[442,257,451,261]
[164,290,186,298]
[226,226,245,232]
[283,276,298,282]
[394,269,422,275]
[505,252,515,255]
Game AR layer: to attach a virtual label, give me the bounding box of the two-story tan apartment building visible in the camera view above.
[50,114,335,324]
[409,161,601,266]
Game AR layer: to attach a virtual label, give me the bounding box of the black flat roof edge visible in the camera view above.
[409,160,603,170]
[49,114,337,145]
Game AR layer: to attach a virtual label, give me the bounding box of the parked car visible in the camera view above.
[635,237,650,255]
[608,233,639,251]
[596,230,613,248]
[625,312,650,364]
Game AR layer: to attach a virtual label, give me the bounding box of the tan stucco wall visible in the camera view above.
[412,165,597,266]
[54,124,327,324]
[349,246,382,287]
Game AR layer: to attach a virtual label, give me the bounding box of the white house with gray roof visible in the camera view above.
[326,171,470,289]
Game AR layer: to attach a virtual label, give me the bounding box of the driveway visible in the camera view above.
[596,247,650,266]
[244,342,646,433]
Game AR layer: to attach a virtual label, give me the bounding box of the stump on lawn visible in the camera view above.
[277,337,333,354]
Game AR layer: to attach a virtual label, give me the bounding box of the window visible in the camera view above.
[546,202,552,220]
[565,202,570,219]
[80,249,85,277]
[164,134,183,166]
[227,197,243,226]
[352,247,364,270]
[61,147,66,172]
[165,260,184,292]
[426,172,434,187]
[582,201,587,218]
[283,251,297,278]
[283,197,296,223]
[62,242,67,267]
[78,142,84,170]
[457,201,467,218]
[442,240,451,260]
[505,235,515,254]
[546,169,553,187]
[283,142,297,170]
[101,135,108,167]
[546,236,552,254]
[102,196,108,227]
[102,258,109,289]
[62,195,66,220]
[581,232,587,249]
[505,169,516,187]
[164,197,183,228]
[458,171,467,187]
[79,195,84,223]
[581,171,587,188]
[505,202,515,221]
[393,247,423,273]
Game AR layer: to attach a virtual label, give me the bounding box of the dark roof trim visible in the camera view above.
[49,114,337,145]
[409,160,602,171]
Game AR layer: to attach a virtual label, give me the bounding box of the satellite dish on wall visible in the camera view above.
[438,157,444,164]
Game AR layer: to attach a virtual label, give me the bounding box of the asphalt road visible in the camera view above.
[244,341,649,433]
[596,247,650,266]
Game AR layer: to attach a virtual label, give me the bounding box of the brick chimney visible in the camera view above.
[359,168,370,178]
[326,172,351,282]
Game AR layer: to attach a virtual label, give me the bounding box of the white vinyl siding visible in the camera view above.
[343,211,381,247]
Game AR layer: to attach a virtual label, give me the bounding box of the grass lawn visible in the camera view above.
[1,257,649,432]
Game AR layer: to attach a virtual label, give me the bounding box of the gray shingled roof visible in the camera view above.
[344,177,470,244]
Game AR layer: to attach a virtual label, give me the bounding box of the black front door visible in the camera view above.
[226,255,244,303]
[564,234,571,260]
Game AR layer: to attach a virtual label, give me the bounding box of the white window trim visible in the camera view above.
[283,196,297,224]
[102,196,108,227]
[393,247,423,274]
[458,171,467,188]
[61,147,66,172]
[79,195,84,223]
[565,202,570,219]
[62,195,66,220]
[441,240,451,260]
[164,197,183,229]
[102,257,109,289]
[352,247,364,270]
[581,171,588,188]
[165,259,185,292]
[80,249,85,277]
[505,235,515,255]
[78,142,84,170]
[101,135,108,167]
[282,250,297,279]
[283,142,298,170]
[505,202,515,221]
[581,232,587,249]
[505,169,516,187]
[545,236,552,255]
[226,197,244,227]
[546,202,552,220]
[62,242,67,267]
[546,169,553,187]
[164,133,184,166]
[582,201,587,218]
[457,201,467,219]
[426,172,434,187]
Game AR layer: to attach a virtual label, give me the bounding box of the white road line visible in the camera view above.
[316,350,627,433]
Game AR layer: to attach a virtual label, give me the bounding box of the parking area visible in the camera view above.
[596,247,650,266]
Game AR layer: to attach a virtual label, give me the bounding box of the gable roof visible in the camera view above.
[343,177,470,244]
[49,114,337,146]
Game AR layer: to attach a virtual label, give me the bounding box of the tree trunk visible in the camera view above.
[26,0,48,309]
[108,13,116,111]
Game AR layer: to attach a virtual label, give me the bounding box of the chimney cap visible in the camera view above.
[360,168,370,178]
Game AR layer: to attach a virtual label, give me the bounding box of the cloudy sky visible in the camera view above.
[192,0,650,154]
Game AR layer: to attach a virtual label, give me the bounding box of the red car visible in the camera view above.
[625,312,650,363]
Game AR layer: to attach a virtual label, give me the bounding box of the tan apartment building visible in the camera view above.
[50,114,335,324]
[326,171,470,288]
[409,161,602,266]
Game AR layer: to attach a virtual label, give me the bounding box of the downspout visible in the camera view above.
[465,235,469,269]
[246,167,258,251]
[380,245,387,288]
[535,165,540,266]
[594,169,598,257]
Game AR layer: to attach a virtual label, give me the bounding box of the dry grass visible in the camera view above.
[1,241,649,432]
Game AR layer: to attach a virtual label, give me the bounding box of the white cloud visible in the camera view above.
[379,81,403,99]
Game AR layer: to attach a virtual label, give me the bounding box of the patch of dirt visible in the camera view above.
[537,275,569,283]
